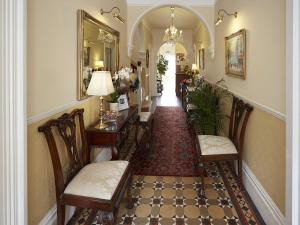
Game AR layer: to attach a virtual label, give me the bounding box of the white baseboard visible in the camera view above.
[242,162,286,225]
[38,205,56,225]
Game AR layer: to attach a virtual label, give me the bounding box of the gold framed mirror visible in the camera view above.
[77,10,120,100]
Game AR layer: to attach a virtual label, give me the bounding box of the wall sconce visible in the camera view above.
[100,7,125,24]
[215,9,237,26]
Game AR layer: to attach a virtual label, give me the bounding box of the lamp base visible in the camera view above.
[97,122,108,129]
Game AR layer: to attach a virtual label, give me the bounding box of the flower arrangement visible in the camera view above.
[113,67,139,93]
[184,65,199,77]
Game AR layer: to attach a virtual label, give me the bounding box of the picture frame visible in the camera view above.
[199,48,205,70]
[118,94,129,111]
[225,29,246,79]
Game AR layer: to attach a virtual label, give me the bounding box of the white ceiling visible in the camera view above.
[143,7,202,29]
[126,0,216,6]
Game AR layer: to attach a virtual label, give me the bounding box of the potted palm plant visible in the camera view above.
[187,83,230,135]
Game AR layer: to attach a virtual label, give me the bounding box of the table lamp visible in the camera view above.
[87,71,115,129]
[95,60,104,71]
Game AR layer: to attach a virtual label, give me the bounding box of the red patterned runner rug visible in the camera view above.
[134,106,201,176]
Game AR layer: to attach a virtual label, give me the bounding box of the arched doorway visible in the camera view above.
[157,42,188,106]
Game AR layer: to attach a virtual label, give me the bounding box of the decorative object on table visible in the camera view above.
[94,60,104,71]
[184,65,199,85]
[225,29,246,79]
[100,7,125,23]
[86,71,115,129]
[187,82,230,135]
[215,9,238,26]
[199,48,205,70]
[77,10,120,100]
[108,91,121,113]
[146,49,149,68]
[118,94,129,111]
[156,55,168,79]
[163,6,183,44]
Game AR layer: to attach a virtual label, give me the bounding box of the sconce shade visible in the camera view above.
[95,60,104,68]
[192,64,198,71]
[86,71,114,96]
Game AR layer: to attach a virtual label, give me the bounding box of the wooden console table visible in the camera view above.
[86,105,140,161]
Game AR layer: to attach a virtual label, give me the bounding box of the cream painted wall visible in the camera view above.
[27,0,128,224]
[208,0,285,114]
[207,0,286,214]
[27,0,129,118]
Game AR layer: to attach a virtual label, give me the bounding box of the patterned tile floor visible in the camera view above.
[75,162,264,225]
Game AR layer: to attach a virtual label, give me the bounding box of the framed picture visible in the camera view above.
[225,29,246,79]
[83,47,90,67]
[118,94,129,111]
[199,48,205,70]
[176,53,185,63]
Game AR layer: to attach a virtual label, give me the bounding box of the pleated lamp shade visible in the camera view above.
[86,71,115,96]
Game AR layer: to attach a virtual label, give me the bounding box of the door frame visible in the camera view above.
[0,0,27,224]
[286,0,300,224]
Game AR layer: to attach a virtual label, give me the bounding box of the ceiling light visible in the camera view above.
[100,7,125,24]
[215,9,237,26]
[163,6,183,45]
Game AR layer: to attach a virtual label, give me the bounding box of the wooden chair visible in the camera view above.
[196,96,253,191]
[139,112,154,149]
[38,109,133,225]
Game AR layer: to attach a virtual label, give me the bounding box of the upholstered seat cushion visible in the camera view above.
[64,161,128,200]
[198,135,237,156]
[139,112,152,122]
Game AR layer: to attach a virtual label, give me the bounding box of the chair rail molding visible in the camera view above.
[0,0,27,224]
[286,0,300,225]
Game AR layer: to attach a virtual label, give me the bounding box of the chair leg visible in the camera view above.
[200,163,205,197]
[126,176,134,209]
[238,159,244,189]
[56,203,65,225]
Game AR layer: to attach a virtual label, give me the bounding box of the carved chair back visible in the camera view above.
[38,109,89,200]
[228,96,253,154]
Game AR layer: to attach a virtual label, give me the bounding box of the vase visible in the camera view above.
[109,102,119,113]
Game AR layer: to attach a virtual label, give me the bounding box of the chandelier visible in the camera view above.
[97,29,114,43]
[163,6,183,44]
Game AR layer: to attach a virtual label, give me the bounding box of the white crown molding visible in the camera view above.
[243,162,285,225]
[27,97,94,125]
[205,79,286,121]
[126,0,217,6]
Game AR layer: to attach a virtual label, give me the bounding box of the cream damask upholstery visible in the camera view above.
[198,135,237,156]
[64,161,128,200]
[139,112,152,122]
